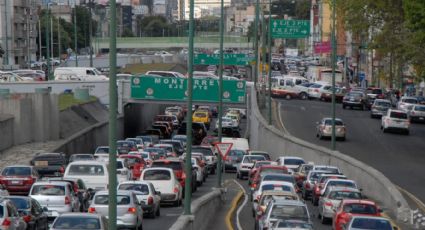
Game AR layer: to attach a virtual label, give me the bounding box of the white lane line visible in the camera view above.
[234,179,248,230]
[278,102,290,135]
[300,106,306,111]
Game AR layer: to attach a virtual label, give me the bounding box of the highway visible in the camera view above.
[276,99,425,204]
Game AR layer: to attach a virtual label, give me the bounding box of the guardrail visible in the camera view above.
[248,86,411,222]
[169,188,224,230]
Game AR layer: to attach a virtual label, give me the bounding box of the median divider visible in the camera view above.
[248,86,411,223]
[169,188,225,230]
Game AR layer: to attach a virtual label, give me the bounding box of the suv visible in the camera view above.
[381,109,410,135]
[343,92,369,110]
[30,153,67,177]
[150,159,194,192]
[0,198,27,230]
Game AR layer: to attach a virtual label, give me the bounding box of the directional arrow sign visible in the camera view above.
[215,142,233,160]
[271,19,310,39]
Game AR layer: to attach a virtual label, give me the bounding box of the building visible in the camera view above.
[1,0,41,69]
[224,5,255,34]
[181,0,231,20]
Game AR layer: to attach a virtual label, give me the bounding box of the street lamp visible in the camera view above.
[46,2,52,80]
[330,0,337,150]
[72,3,78,67]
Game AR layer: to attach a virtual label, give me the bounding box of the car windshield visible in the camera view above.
[344,204,378,215]
[329,191,362,200]
[95,147,109,153]
[375,101,391,107]
[262,184,292,192]
[390,111,407,119]
[243,156,265,163]
[53,216,101,229]
[8,198,30,209]
[151,161,182,170]
[351,218,392,230]
[118,184,149,195]
[348,92,363,97]
[143,170,171,180]
[414,106,425,111]
[324,120,344,126]
[31,185,65,195]
[270,204,308,220]
[284,159,305,165]
[327,181,355,188]
[263,175,295,184]
[95,195,130,205]
[402,98,418,104]
[68,165,105,176]
[2,167,31,176]
[117,141,134,148]
[116,161,124,169]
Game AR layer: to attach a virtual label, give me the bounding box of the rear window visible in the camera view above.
[262,184,292,192]
[95,147,109,153]
[95,195,130,205]
[310,84,321,88]
[8,198,30,209]
[344,203,378,214]
[194,113,207,118]
[271,204,308,219]
[2,167,31,176]
[68,165,105,176]
[390,111,407,119]
[243,155,266,163]
[260,168,287,175]
[402,98,418,104]
[284,159,305,165]
[324,120,344,126]
[117,141,134,148]
[414,106,425,111]
[329,191,362,199]
[143,170,171,180]
[33,155,65,165]
[118,184,149,195]
[263,175,295,184]
[53,216,100,229]
[151,161,182,170]
[192,147,214,156]
[31,185,65,195]
[375,101,391,107]
[351,218,392,230]
[327,181,355,188]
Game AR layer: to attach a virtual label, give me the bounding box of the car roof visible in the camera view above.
[388,109,407,113]
[143,167,174,172]
[118,181,152,186]
[95,190,134,196]
[56,213,103,218]
[326,186,360,192]
[260,180,294,186]
[33,181,70,186]
[68,161,107,166]
[341,199,377,205]
[272,199,306,206]
[349,216,390,221]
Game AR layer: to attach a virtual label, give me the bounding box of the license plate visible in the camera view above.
[35,161,48,166]
[350,98,355,102]
[10,180,21,185]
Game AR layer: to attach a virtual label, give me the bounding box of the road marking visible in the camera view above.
[165,213,182,217]
[234,179,248,230]
[225,190,244,230]
[277,102,290,135]
[396,185,425,213]
[300,106,306,111]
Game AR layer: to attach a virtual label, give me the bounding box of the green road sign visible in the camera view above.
[131,76,246,103]
[271,19,310,39]
[194,53,254,66]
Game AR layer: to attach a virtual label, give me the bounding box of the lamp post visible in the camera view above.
[73,4,78,67]
[331,0,337,150]
[268,0,272,125]
[88,0,93,67]
[254,0,259,89]
[46,3,51,80]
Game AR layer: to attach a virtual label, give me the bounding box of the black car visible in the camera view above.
[30,153,67,177]
[159,140,185,156]
[342,92,370,110]
[116,140,138,155]
[178,122,207,145]
[6,196,49,230]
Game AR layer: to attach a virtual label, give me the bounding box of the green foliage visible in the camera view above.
[138,16,170,37]
[271,0,310,19]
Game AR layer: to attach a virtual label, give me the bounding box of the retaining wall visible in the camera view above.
[0,115,14,152]
[248,87,410,221]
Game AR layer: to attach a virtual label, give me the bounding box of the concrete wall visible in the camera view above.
[169,188,223,230]
[0,115,14,152]
[248,86,410,221]
[123,103,167,138]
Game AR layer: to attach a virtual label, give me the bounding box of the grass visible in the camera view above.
[121,63,178,75]
[59,94,98,111]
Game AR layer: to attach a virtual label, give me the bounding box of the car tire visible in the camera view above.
[340,136,346,141]
[285,94,292,100]
[342,104,346,109]
[321,210,328,224]
[299,92,307,100]
[137,222,143,230]
[382,127,387,133]
[149,210,156,219]
[405,130,409,135]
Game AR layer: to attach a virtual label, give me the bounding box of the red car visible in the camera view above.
[247,161,273,186]
[0,166,39,195]
[333,199,382,230]
[250,165,289,191]
[271,87,298,99]
[119,155,146,180]
[151,159,186,188]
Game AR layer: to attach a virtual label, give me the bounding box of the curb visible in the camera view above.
[225,191,244,230]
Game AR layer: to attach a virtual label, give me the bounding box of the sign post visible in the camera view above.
[271,19,310,39]
[215,142,233,186]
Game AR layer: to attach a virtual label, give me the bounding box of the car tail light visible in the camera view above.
[128,207,137,214]
[23,215,32,223]
[411,111,415,115]
[23,177,34,185]
[181,172,186,180]
[2,218,11,227]
[65,196,71,205]
[305,182,310,189]
[88,207,96,213]
[325,202,333,207]
[148,196,154,205]
[59,166,65,174]
[173,186,179,193]
[315,187,320,194]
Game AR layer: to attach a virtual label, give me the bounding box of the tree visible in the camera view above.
[122,28,134,37]
[139,16,170,37]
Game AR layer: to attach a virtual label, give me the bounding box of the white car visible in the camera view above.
[215,117,234,129]
[276,156,306,172]
[409,104,425,123]
[117,181,161,218]
[237,155,266,179]
[252,181,296,203]
[63,161,110,191]
[140,167,182,206]
[381,109,410,135]
[117,159,131,183]
[344,216,393,230]
[318,187,362,224]
[307,82,331,99]
[191,157,204,186]
[397,96,418,112]
[0,199,27,230]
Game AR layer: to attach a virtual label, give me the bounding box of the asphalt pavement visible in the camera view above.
[277,99,425,207]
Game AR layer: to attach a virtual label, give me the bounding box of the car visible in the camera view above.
[153,144,177,157]
[63,161,109,191]
[320,86,347,103]
[308,82,331,99]
[248,161,274,185]
[116,159,131,183]
[190,157,205,186]
[370,99,392,118]
[252,181,296,203]
[159,140,185,156]
[301,170,335,200]
[215,117,235,130]
[311,174,348,205]
[397,96,418,112]
[140,167,182,206]
[117,141,138,155]
[237,155,267,179]
[224,149,246,172]
[256,199,310,230]
[250,165,289,193]
[69,154,95,162]
[333,199,382,230]
[271,87,299,99]
[248,151,272,161]
[293,163,314,188]
[0,166,39,195]
[117,181,161,218]
[30,153,67,177]
[135,135,156,147]
[0,198,27,230]
[150,159,187,189]
[177,122,207,145]
[4,196,48,230]
[89,190,143,230]
[316,118,346,141]
[276,156,306,172]
[342,91,370,110]
[29,181,80,219]
[192,111,211,129]
[94,146,109,155]
[318,187,363,224]
[125,138,145,150]
[50,213,108,230]
[344,216,393,230]
[252,190,299,219]
[313,179,357,206]
[381,109,410,135]
[143,147,167,160]
[271,219,314,229]
[119,155,146,180]
[192,146,217,175]
[46,178,91,212]
[172,135,187,148]
[154,115,179,129]
[409,104,425,123]
[190,153,209,180]
[260,173,299,192]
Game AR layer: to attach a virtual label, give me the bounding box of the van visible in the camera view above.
[221,137,250,153]
[272,75,310,99]
[54,67,108,81]
[63,161,109,191]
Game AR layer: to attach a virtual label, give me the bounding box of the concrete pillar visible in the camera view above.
[32,93,50,142]
[49,94,60,140]
[0,98,33,145]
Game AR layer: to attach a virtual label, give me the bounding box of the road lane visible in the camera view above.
[278,99,425,204]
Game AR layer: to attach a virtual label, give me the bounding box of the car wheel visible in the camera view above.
[285,94,292,100]
[299,92,307,100]
[137,222,143,230]
[149,209,156,219]
[382,127,387,133]
[405,130,409,135]
[321,210,327,224]
[318,133,323,140]
[340,136,346,141]
[342,104,346,109]
[236,172,240,179]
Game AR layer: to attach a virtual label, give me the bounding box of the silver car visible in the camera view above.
[409,104,425,123]
[370,99,392,118]
[345,216,394,230]
[316,118,346,141]
[89,190,143,230]
[0,198,27,230]
[50,213,108,230]
[29,181,80,219]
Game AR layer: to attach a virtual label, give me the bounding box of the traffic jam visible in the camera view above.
[0,104,245,230]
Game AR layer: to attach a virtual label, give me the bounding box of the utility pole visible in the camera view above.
[107,0,117,229]
[74,5,78,67]
[3,0,9,65]
[268,0,272,125]
[331,0,337,150]
[216,0,224,188]
[58,17,61,60]
[38,19,42,64]
[46,5,51,80]
[254,0,259,89]
[184,0,195,216]
[89,0,93,67]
